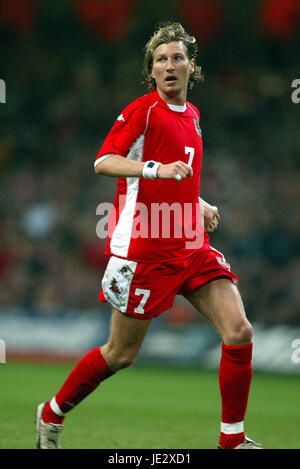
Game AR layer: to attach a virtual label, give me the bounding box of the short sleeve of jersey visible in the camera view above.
[95,99,148,163]
[188,101,200,121]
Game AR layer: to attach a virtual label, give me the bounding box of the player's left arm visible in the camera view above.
[199,197,220,233]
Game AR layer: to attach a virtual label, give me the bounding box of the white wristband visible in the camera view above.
[142,161,162,179]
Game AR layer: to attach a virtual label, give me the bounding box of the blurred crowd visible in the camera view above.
[0,0,299,325]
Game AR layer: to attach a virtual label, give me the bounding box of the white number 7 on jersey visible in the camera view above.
[134,288,150,314]
[185,146,195,166]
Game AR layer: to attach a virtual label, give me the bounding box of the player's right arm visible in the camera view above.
[95,154,144,177]
[94,98,192,180]
[95,155,192,180]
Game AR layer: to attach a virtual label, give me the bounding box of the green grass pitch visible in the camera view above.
[1,360,299,449]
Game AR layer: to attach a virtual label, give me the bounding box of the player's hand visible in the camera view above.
[157,161,193,181]
[204,205,220,232]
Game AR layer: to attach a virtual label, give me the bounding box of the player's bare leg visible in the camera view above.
[37,308,151,448]
[101,308,152,371]
[187,278,252,346]
[187,278,261,449]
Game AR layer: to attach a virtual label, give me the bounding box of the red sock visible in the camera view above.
[42,347,114,424]
[218,342,253,449]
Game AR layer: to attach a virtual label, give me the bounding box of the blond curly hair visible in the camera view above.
[142,22,204,91]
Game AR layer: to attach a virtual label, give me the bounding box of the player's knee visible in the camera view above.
[104,348,136,371]
[113,353,136,370]
[223,320,253,346]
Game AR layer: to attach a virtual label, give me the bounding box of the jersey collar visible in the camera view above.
[151,89,187,113]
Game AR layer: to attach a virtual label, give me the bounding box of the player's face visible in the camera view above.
[151,41,195,104]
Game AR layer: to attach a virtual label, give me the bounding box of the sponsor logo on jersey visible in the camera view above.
[216,256,231,270]
[117,113,125,122]
[193,119,202,136]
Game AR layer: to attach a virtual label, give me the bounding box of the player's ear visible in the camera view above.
[189,59,195,75]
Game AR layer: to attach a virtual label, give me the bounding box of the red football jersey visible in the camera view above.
[94,89,209,262]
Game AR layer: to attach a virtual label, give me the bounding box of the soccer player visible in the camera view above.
[36,22,262,449]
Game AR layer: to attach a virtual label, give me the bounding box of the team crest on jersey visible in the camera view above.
[193,119,202,136]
